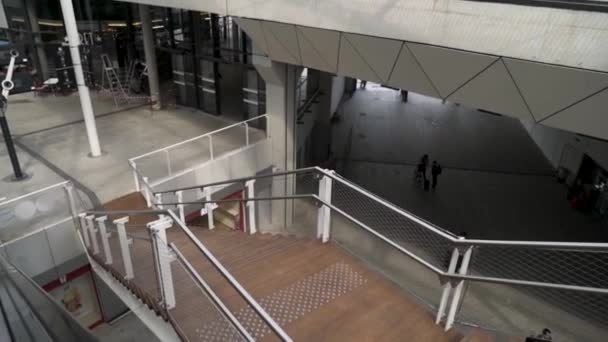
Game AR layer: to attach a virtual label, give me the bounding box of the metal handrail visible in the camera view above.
[155,166,608,249]
[170,243,254,342]
[158,193,608,295]
[153,167,318,195]
[129,114,268,162]
[0,181,69,207]
[166,210,293,342]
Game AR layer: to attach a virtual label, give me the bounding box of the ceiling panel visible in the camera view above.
[408,43,498,98]
[386,44,439,98]
[504,58,608,122]
[262,21,301,65]
[448,60,533,120]
[542,88,608,140]
[233,18,268,55]
[296,26,340,73]
[337,34,382,83]
[342,33,402,83]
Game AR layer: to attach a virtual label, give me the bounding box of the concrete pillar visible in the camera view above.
[59,0,102,157]
[25,0,49,80]
[139,4,162,110]
[253,56,297,231]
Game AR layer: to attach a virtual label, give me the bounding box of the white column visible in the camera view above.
[176,191,185,223]
[436,248,460,324]
[445,246,473,330]
[85,215,99,254]
[202,187,215,230]
[254,59,297,232]
[139,4,161,110]
[114,216,134,279]
[78,213,90,248]
[148,217,176,309]
[59,0,101,157]
[245,180,257,234]
[96,215,112,265]
[316,172,333,243]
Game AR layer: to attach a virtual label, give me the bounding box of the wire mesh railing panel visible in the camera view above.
[169,256,247,342]
[330,210,444,311]
[457,281,608,342]
[469,245,608,288]
[127,228,162,304]
[0,185,72,243]
[329,178,454,270]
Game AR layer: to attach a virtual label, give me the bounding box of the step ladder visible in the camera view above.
[100,54,128,106]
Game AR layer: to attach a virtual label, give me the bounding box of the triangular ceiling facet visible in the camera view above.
[261,21,301,65]
[296,26,340,73]
[386,44,440,98]
[503,58,608,122]
[234,18,268,55]
[448,60,533,120]
[342,33,402,83]
[542,88,608,140]
[337,35,382,83]
[408,43,498,98]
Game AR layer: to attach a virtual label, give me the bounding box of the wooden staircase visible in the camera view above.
[95,192,515,341]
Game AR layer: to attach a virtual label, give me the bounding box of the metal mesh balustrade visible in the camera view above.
[166,247,247,342]
[329,177,455,270]
[467,245,608,329]
[457,281,608,341]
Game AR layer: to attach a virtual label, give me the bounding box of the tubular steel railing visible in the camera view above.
[153,167,608,339]
[128,114,269,189]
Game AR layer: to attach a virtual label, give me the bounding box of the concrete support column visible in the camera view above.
[253,56,297,231]
[59,0,102,157]
[139,4,161,110]
[25,0,49,80]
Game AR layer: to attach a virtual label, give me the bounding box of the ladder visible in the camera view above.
[100,54,128,106]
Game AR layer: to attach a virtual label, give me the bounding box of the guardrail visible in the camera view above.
[154,167,608,339]
[81,207,291,342]
[128,114,269,189]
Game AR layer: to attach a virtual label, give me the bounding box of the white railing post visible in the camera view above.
[155,193,164,218]
[202,187,215,230]
[244,122,249,146]
[85,215,100,255]
[143,176,151,207]
[165,149,172,176]
[316,171,333,243]
[78,213,91,248]
[148,216,176,309]
[176,191,185,223]
[96,215,113,265]
[114,216,134,279]
[208,135,214,160]
[245,180,257,234]
[436,247,460,324]
[130,161,140,192]
[445,246,473,330]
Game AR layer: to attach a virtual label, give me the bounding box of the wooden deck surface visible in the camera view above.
[99,193,513,342]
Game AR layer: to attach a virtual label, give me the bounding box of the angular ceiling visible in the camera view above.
[236,17,608,140]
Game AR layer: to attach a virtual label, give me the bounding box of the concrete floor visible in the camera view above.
[1,92,243,204]
[332,83,607,242]
[93,312,160,342]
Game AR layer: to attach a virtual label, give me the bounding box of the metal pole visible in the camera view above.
[59,0,102,157]
[436,248,460,324]
[139,4,162,110]
[445,246,473,330]
[1,50,26,180]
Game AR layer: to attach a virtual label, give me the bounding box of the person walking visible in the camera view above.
[431,161,442,189]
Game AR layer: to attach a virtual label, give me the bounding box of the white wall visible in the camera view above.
[522,120,608,183]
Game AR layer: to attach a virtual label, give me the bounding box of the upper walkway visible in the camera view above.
[121,0,608,72]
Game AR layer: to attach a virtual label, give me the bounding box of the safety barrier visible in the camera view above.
[154,167,608,340]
